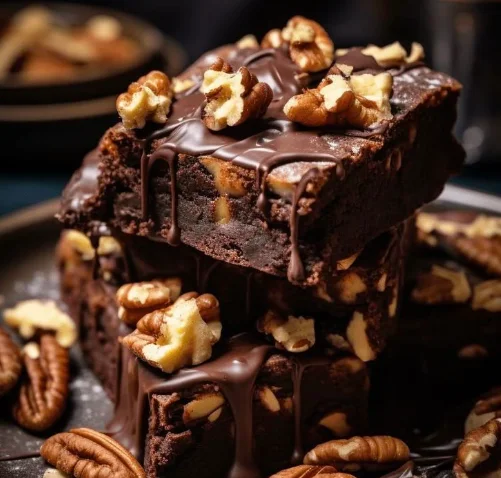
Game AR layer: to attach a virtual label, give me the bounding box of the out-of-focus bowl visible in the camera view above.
[0,3,186,169]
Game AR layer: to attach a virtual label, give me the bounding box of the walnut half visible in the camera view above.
[284,66,393,129]
[122,292,222,374]
[201,57,273,131]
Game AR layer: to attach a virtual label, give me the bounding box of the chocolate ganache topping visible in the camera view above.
[136,44,403,283]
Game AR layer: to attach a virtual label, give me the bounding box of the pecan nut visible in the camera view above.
[411,265,471,305]
[116,70,173,129]
[257,310,315,353]
[13,335,69,432]
[0,327,22,397]
[454,418,501,478]
[452,236,501,278]
[284,67,392,129]
[40,427,145,477]
[4,299,77,348]
[122,293,222,373]
[270,465,350,478]
[201,57,273,131]
[304,436,410,471]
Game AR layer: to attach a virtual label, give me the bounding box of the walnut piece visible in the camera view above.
[472,280,501,312]
[200,156,247,197]
[183,392,225,425]
[304,436,410,471]
[361,42,424,67]
[257,385,281,413]
[236,34,259,49]
[40,427,145,478]
[13,335,69,432]
[257,310,315,353]
[284,68,392,129]
[411,265,471,305]
[334,272,367,304]
[64,230,121,260]
[282,16,334,72]
[261,29,285,49]
[201,57,273,131]
[346,311,375,362]
[270,465,348,478]
[0,327,22,397]
[86,15,122,41]
[116,277,182,326]
[172,76,196,94]
[455,419,501,478]
[319,411,353,438]
[116,70,173,129]
[122,293,221,373]
[4,299,77,348]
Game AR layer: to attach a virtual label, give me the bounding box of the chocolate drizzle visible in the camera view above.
[138,46,385,282]
[109,334,334,478]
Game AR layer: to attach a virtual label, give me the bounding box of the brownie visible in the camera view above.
[110,337,369,478]
[58,42,464,287]
[58,216,408,365]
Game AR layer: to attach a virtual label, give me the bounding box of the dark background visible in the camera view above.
[1,0,500,215]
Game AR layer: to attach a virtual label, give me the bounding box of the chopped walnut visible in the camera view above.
[172,76,196,94]
[361,41,424,67]
[282,16,334,72]
[472,280,501,312]
[284,67,392,129]
[201,57,273,131]
[64,230,121,260]
[116,70,173,129]
[4,300,77,348]
[346,311,375,362]
[122,293,221,374]
[257,310,315,353]
[236,34,259,49]
[411,265,471,305]
[261,29,285,49]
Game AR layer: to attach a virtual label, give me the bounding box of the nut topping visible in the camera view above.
[183,392,225,424]
[361,42,424,67]
[40,427,145,478]
[454,419,501,478]
[13,335,69,432]
[319,411,353,438]
[346,312,375,362]
[282,16,334,72]
[117,70,173,130]
[261,29,285,49]
[116,277,182,326]
[122,293,222,374]
[64,230,121,260]
[411,265,471,305]
[257,385,281,413]
[304,436,410,471]
[4,299,77,348]
[200,156,247,197]
[270,465,348,478]
[334,272,367,304]
[201,57,273,131]
[172,77,196,94]
[236,34,259,49]
[284,67,392,129]
[0,327,22,397]
[257,310,315,353]
[472,280,501,312]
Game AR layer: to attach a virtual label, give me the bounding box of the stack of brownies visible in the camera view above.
[56,16,464,478]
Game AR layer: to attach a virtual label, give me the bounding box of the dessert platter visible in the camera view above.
[1,15,501,478]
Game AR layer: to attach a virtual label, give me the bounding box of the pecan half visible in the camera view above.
[0,327,22,396]
[116,70,173,129]
[304,436,410,471]
[201,57,273,131]
[270,465,351,478]
[122,293,222,373]
[454,419,501,478]
[257,310,315,353]
[40,427,145,478]
[13,335,69,432]
[284,67,392,129]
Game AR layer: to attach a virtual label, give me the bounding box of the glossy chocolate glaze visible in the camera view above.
[109,334,338,478]
[136,45,419,282]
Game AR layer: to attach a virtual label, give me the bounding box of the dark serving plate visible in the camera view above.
[0,3,187,168]
[0,185,500,476]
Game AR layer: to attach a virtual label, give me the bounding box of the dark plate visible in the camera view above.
[0,185,500,476]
